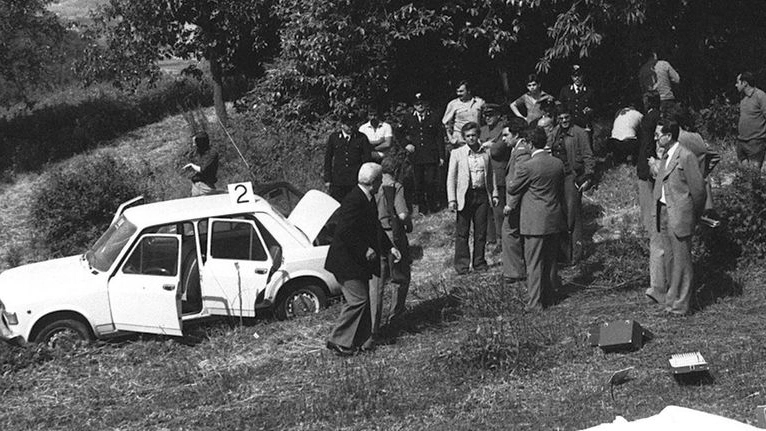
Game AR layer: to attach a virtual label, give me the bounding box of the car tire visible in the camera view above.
[34,318,93,349]
[275,283,327,320]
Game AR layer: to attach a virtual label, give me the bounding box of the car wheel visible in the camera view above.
[275,283,327,320]
[34,319,93,350]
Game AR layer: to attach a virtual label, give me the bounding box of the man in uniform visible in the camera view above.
[324,113,374,202]
[401,92,444,215]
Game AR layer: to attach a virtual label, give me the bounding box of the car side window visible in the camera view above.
[210,220,267,261]
[122,236,179,276]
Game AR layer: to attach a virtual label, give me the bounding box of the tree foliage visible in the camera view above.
[0,0,66,105]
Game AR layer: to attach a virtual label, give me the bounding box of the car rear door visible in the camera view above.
[200,218,273,317]
[108,234,183,336]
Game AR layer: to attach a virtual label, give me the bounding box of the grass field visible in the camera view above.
[1,115,765,429]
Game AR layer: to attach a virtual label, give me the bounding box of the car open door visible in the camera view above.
[200,218,273,317]
[108,234,183,336]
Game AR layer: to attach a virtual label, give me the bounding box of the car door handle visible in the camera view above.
[163,284,175,291]
[255,269,268,275]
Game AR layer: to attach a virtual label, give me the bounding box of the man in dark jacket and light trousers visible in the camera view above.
[325,163,401,355]
[509,127,567,312]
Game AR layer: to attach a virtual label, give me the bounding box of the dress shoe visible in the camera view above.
[644,287,665,304]
[326,341,357,357]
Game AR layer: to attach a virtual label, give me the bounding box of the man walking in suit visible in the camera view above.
[447,122,498,275]
[509,127,567,312]
[325,163,401,356]
[324,113,374,202]
[500,118,531,284]
[650,119,705,315]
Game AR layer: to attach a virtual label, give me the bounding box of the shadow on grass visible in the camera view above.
[691,224,743,312]
[379,294,462,341]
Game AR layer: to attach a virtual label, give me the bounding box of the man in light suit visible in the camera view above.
[447,122,498,274]
[649,119,705,315]
[325,163,400,355]
[509,127,567,312]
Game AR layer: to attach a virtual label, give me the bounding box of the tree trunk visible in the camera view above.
[208,55,228,126]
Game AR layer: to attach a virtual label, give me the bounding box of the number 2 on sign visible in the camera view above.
[227,182,255,205]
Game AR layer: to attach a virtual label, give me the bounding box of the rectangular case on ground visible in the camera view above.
[588,320,644,352]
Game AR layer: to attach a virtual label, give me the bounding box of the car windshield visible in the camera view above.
[85,216,137,272]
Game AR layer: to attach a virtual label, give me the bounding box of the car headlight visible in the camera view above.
[0,299,18,326]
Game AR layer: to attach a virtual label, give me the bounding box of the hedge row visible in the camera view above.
[0,77,216,173]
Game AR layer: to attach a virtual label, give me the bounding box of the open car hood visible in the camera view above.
[288,190,340,243]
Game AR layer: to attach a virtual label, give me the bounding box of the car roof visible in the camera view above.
[122,193,272,227]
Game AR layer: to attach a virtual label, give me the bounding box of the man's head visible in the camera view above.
[571,65,584,86]
[645,49,658,62]
[482,103,502,127]
[461,121,481,148]
[526,74,541,94]
[413,92,427,113]
[526,127,548,150]
[366,106,381,127]
[737,72,755,93]
[501,118,528,147]
[456,80,473,101]
[556,108,572,131]
[358,162,383,194]
[339,112,355,134]
[192,131,209,153]
[655,119,679,149]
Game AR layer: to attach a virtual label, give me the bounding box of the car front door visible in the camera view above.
[200,218,273,317]
[108,234,183,336]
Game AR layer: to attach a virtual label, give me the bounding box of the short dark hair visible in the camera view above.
[381,156,400,176]
[739,71,755,87]
[461,121,480,136]
[527,73,539,84]
[556,105,572,117]
[660,119,680,141]
[507,118,527,136]
[458,79,472,92]
[526,127,548,149]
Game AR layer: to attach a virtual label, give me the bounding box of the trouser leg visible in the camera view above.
[368,275,383,337]
[523,235,544,311]
[454,201,472,273]
[472,190,489,269]
[501,211,525,280]
[328,278,371,348]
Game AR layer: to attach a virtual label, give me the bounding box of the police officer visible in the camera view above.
[558,65,595,130]
[401,92,445,215]
[324,113,374,202]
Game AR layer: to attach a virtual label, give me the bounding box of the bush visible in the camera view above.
[31,153,155,257]
[698,98,739,139]
[711,165,766,263]
[0,76,218,173]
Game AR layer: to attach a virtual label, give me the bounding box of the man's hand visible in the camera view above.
[390,247,402,263]
[503,205,512,216]
[325,182,331,189]
[439,158,444,167]
[365,248,377,262]
[405,144,415,153]
[448,201,457,212]
[481,140,493,149]
[648,157,660,177]
[492,197,500,207]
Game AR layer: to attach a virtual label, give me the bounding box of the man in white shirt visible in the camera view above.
[609,105,644,164]
[359,107,394,161]
[442,80,485,149]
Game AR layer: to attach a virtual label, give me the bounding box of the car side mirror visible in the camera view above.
[267,245,283,283]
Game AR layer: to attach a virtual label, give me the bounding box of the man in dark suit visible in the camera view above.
[325,163,401,355]
[324,114,374,202]
[500,118,531,284]
[509,127,567,312]
[650,119,705,315]
[401,92,444,215]
[548,107,594,265]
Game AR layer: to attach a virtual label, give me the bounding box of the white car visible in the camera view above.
[0,188,341,347]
